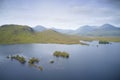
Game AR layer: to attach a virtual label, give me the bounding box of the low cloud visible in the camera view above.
[0,0,120,28]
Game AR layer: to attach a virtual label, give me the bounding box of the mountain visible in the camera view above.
[0,24,34,34]
[73,24,120,36]
[99,24,120,30]
[74,25,96,34]
[0,24,120,44]
[0,24,81,44]
[33,29,83,44]
[33,25,46,32]
[35,24,120,37]
[0,24,35,44]
[76,25,96,32]
[90,24,120,36]
[51,28,74,34]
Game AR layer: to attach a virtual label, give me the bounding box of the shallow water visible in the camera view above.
[0,42,120,80]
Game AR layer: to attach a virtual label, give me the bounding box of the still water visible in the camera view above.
[0,42,120,80]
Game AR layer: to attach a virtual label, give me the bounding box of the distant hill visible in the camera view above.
[51,28,74,34]
[0,24,34,32]
[0,24,120,44]
[95,24,120,36]
[32,24,120,37]
[74,25,96,34]
[0,24,81,44]
[91,24,120,36]
[76,25,96,32]
[99,24,119,30]
[0,24,35,44]
[0,24,34,35]
[34,29,83,44]
[73,24,120,36]
[49,24,120,37]
[33,25,47,32]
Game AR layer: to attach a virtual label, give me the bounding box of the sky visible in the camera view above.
[0,0,120,29]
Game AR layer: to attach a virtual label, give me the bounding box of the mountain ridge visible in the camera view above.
[0,24,82,44]
[51,24,120,36]
[1,23,120,36]
[33,25,47,32]
[0,24,120,44]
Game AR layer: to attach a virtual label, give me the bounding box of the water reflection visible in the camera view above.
[0,42,120,80]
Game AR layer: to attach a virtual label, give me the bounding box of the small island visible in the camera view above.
[6,51,70,72]
[50,60,54,64]
[99,41,110,44]
[28,57,39,64]
[38,66,43,71]
[53,51,69,58]
[8,55,26,64]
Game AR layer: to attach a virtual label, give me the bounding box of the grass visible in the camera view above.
[28,57,39,64]
[99,41,110,44]
[0,25,81,44]
[0,24,120,45]
[10,55,26,64]
[7,54,45,71]
[53,51,69,58]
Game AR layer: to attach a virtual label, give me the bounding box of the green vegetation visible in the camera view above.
[50,60,54,63]
[28,57,39,64]
[10,55,26,64]
[0,24,120,45]
[53,51,69,58]
[38,66,43,71]
[0,24,35,44]
[0,24,80,44]
[99,41,109,44]
[7,54,44,71]
[6,50,70,72]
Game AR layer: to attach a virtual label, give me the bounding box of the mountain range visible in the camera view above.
[0,24,83,44]
[0,24,120,44]
[33,24,120,36]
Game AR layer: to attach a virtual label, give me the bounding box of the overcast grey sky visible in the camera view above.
[0,0,120,29]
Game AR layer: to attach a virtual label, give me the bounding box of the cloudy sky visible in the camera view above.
[0,0,120,29]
